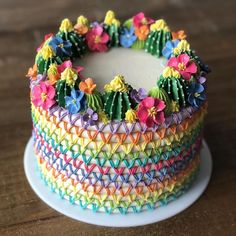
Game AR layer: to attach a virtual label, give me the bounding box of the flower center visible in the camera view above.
[72,99,77,104]
[194,92,200,98]
[172,47,180,55]
[41,93,47,101]
[94,36,101,43]
[141,18,147,25]
[58,43,64,48]
[148,107,157,117]
[178,62,186,71]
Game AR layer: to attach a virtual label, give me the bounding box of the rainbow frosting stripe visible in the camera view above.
[31,103,207,214]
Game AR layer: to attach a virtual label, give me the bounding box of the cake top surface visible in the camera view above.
[27,10,210,128]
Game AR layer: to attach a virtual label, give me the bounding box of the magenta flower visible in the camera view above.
[86,25,110,52]
[31,81,56,110]
[137,97,166,127]
[133,12,154,28]
[167,54,197,81]
[57,60,84,75]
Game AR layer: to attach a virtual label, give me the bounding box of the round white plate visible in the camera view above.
[24,137,212,227]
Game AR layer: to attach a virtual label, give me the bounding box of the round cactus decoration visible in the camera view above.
[103,75,132,120]
[145,19,172,57]
[157,67,189,107]
[86,91,103,112]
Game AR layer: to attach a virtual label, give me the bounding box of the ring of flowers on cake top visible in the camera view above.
[27,10,210,128]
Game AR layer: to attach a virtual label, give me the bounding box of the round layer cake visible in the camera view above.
[27,11,210,214]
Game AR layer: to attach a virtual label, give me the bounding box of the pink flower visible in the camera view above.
[57,60,84,77]
[167,54,197,80]
[137,97,166,127]
[86,25,109,52]
[32,81,56,110]
[133,12,154,28]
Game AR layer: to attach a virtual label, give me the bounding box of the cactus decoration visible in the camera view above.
[103,10,120,47]
[145,19,172,57]
[86,91,103,112]
[157,67,189,107]
[55,67,80,107]
[56,18,87,58]
[103,75,132,120]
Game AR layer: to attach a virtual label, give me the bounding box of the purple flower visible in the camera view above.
[131,88,147,103]
[82,108,98,126]
[30,74,46,89]
[49,36,72,58]
[187,83,206,108]
[120,27,137,48]
[162,40,180,59]
[197,76,206,84]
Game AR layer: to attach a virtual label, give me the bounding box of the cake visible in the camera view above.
[27,11,210,214]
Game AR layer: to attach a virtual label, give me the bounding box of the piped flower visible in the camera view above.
[79,78,96,94]
[26,64,37,80]
[59,18,73,32]
[135,25,149,40]
[137,97,166,127]
[49,36,72,58]
[104,75,128,92]
[120,27,137,48]
[47,64,60,85]
[162,40,180,59]
[82,108,98,126]
[187,83,206,108]
[197,76,206,84]
[125,109,137,123]
[74,15,89,35]
[133,12,154,28]
[104,10,120,26]
[98,111,109,124]
[31,81,55,110]
[65,89,85,114]
[130,88,147,103]
[172,30,186,40]
[30,74,47,89]
[61,67,78,87]
[167,54,197,80]
[86,25,109,52]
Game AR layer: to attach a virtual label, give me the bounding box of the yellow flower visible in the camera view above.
[150,19,169,32]
[77,15,89,26]
[98,111,109,124]
[173,39,190,55]
[170,100,180,112]
[104,10,120,26]
[41,45,55,60]
[125,109,137,123]
[59,18,73,32]
[61,68,78,86]
[104,75,128,92]
[47,64,60,85]
[162,67,181,78]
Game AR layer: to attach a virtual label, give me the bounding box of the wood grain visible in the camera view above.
[0,0,236,235]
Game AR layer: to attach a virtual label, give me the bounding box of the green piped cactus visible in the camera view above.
[103,10,121,47]
[103,75,132,121]
[86,91,103,112]
[56,19,87,58]
[145,19,172,57]
[55,80,72,107]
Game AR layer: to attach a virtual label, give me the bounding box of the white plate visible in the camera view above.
[24,137,212,227]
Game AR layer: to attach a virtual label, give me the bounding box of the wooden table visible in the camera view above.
[0,0,236,235]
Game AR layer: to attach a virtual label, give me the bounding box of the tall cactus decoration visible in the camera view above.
[103,10,120,47]
[56,18,87,58]
[55,67,80,107]
[103,75,132,121]
[145,19,172,57]
[35,45,62,74]
[157,67,188,107]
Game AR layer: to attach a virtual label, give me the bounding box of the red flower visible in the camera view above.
[167,54,197,80]
[137,97,166,127]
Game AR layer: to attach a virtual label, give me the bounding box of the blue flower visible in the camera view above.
[65,89,85,114]
[120,27,137,48]
[162,40,180,59]
[49,36,72,58]
[187,83,206,108]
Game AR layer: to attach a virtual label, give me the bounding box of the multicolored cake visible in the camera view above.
[27,11,210,214]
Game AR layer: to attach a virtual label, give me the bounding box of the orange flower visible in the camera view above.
[135,25,149,41]
[74,24,89,35]
[26,64,37,80]
[48,74,60,85]
[172,30,186,40]
[79,78,96,94]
